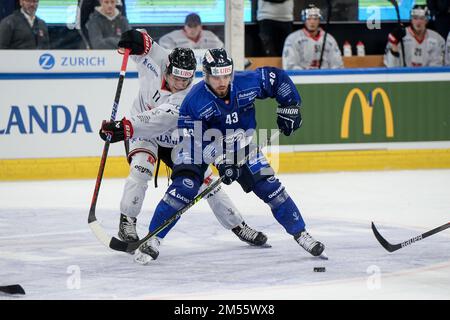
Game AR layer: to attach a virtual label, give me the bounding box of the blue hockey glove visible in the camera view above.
[217,163,241,185]
[276,104,302,136]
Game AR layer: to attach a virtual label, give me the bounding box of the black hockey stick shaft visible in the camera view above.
[88,49,131,247]
[111,130,282,253]
[318,0,332,69]
[372,221,450,252]
[388,0,406,67]
[0,284,25,295]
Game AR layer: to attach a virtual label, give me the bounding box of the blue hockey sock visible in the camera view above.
[149,200,179,238]
[253,177,306,235]
[271,196,305,235]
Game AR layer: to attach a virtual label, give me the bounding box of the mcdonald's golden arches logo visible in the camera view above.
[340,88,394,139]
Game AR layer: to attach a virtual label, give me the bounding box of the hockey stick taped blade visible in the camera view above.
[89,221,113,247]
[0,285,25,295]
[110,236,130,252]
[89,221,129,252]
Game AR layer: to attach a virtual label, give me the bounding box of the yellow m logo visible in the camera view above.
[340,88,394,139]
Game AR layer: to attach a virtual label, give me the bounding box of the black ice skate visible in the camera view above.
[232,222,269,247]
[294,230,326,258]
[134,237,161,265]
[118,213,139,243]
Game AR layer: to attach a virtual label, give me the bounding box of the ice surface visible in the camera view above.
[0,170,449,299]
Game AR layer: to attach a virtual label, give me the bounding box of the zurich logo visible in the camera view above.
[39,53,55,70]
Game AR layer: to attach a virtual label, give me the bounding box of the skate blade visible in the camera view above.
[318,252,329,260]
[134,253,154,265]
[249,243,272,249]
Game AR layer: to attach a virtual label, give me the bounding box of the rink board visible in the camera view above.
[1,57,450,180]
[1,148,450,180]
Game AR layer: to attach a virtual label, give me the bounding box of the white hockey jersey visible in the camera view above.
[129,41,192,148]
[446,32,450,66]
[384,27,445,67]
[158,29,224,50]
[282,28,343,70]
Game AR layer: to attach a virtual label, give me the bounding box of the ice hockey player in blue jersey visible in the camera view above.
[102,48,326,264]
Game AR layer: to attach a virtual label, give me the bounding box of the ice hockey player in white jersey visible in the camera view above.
[384,5,445,67]
[158,13,223,50]
[101,29,267,254]
[282,4,343,70]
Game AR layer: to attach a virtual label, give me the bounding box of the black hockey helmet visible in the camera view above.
[166,47,197,79]
[202,48,234,77]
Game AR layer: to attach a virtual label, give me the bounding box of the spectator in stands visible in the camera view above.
[0,0,19,22]
[79,0,126,48]
[85,0,130,49]
[257,0,294,56]
[446,31,450,65]
[384,5,445,67]
[0,0,49,49]
[282,4,343,70]
[427,0,450,39]
[158,13,223,50]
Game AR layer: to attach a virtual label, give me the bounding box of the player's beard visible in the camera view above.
[215,86,229,98]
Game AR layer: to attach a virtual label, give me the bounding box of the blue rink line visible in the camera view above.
[1,67,450,80]
[0,72,139,80]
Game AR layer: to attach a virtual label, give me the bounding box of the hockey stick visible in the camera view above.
[318,0,332,69]
[0,284,25,295]
[88,49,131,249]
[371,221,450,253]
[387,0,407,67]
[109,129,282,253]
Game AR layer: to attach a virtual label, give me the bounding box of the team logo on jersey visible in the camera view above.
[340,88,394,139]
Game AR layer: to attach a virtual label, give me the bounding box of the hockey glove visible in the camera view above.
[276,104,302,136]
[99,118,134,143]
[118,29,152,55]
[388,26,406,45]
[217,163,241,185]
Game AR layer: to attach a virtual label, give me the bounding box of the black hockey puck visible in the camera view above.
[313,267,326,272]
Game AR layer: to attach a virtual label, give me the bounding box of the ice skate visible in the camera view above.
[232,222,270,247]
[134,237,161,265]
[294,230,326,258]
[118,214,139,243]
[118,214,139,254]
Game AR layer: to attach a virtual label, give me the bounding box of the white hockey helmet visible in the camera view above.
[410,5,430,19]
[301,4,322,21]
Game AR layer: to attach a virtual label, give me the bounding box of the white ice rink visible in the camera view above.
[1,170,449,300]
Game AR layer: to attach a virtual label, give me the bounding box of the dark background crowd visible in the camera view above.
[0,0,449,58]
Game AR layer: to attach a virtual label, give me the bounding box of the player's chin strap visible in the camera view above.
[107,129,281,253]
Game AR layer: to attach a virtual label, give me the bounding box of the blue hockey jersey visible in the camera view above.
[177,67,301,164]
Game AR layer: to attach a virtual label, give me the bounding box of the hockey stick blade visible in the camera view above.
[371,221,450,253]
[0,284,26,295]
